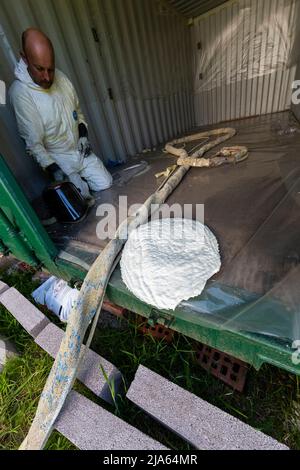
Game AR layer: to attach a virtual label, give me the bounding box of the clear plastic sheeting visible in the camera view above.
[47,110,300,345]
[194,0,300,94]
[271,117,300,137]
[174,111,300,345]
[181,280,299,345]
[112,161,150,186]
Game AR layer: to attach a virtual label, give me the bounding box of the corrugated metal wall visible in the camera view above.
[191,0,300,126]
[1,0,298,168]
[0,21,48,201]
[0,0,193,164]
[169,0,227,18]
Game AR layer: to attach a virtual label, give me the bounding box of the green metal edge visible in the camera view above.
[106,269,300,375]
[26,253,298,376]
[0,208,39,265]
[0,154,81,280]
[1,154,298,376]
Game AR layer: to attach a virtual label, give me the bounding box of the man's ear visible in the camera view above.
[20,51,28,65]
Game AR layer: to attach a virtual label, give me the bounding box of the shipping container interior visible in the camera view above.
[1,0,300,372]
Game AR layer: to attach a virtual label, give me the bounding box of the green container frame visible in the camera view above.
[1,153,299,376]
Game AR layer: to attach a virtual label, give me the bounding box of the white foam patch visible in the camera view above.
[120,218,221,310]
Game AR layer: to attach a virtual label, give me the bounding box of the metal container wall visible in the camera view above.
[168,0,227,18]
[0,0,193,163]
[191,0,299,126]
[1,0,298,158]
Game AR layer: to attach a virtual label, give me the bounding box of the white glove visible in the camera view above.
[78,136,92,158]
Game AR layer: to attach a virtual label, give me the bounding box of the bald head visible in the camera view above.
[21,28,55,89]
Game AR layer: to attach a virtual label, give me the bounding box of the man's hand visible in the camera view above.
[46,163,65,182]
[78,136,92,158]
[78,122,91,158]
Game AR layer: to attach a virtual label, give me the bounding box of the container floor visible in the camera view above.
[46,110,300,346]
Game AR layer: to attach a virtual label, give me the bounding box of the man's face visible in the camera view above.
[22,49,55,89]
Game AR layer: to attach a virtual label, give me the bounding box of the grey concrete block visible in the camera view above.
[0,335,18,372]
[35,322,122,404]
[55,390,167,450]
[34,323,64,358]
[0,287,49,338]
[127,365,289,450]
[0,280,9,296]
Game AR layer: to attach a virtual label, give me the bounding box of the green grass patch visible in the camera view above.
[91,315,300,449]
[0,301,76,450]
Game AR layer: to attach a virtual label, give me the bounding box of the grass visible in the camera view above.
[91,317,300,449]
[0,305,76,450]
[0,268,300,450]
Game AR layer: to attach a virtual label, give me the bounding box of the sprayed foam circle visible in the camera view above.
[120,218,221,310]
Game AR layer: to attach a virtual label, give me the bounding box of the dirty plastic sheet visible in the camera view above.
[112,160,149,186]
[175,113,300,344]
[195,0,300,93]
[48,111,300,344]
[181,279,299,345]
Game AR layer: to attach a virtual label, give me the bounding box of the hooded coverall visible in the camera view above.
[9,59,112,198]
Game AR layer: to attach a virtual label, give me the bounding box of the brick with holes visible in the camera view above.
[138,316,174,344]
[194,342,248,392]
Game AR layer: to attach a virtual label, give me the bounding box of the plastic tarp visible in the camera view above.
[48,110,300,346]
[177,111,300,345]
[195,0,300,93]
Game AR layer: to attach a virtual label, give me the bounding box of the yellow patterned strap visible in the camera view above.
[155,164,177,179]
[177,145,248,167]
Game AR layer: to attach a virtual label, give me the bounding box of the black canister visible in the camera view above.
[43,182,88,223]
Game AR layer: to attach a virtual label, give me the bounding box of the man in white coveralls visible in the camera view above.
[9,28,112,208]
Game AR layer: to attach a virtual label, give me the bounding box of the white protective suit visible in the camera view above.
[9,59,112,198]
